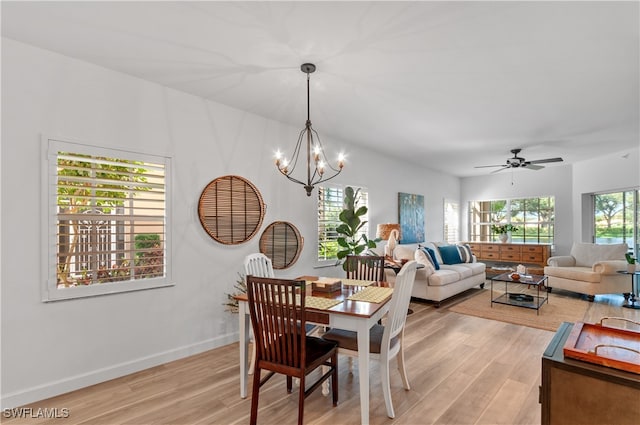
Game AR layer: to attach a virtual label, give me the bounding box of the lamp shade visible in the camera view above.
[376,223,401,241]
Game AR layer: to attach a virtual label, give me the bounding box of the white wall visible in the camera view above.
[0,39,460,407]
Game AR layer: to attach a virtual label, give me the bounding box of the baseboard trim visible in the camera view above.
[1,333,238,409]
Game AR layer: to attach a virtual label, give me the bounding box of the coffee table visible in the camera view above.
[490,272,548,315]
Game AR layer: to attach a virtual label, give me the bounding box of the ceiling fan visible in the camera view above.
[475,148,563,173]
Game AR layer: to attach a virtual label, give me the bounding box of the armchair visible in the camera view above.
[544,242,630,301]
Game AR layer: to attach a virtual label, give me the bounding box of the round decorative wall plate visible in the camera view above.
[260,221,303,269]
[198,175,265,245]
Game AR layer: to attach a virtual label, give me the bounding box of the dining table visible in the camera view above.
[235,275,393,425]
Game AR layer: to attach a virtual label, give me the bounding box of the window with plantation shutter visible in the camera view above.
[444,199,459,243]
[317,185,369,261]
[42,137,172,301]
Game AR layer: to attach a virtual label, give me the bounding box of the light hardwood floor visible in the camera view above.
[5,289,639,425]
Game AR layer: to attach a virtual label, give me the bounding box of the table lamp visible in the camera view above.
[376,223,401,259]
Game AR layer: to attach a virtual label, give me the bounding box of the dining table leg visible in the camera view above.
[357,323,370,425]
[239,301,249,398]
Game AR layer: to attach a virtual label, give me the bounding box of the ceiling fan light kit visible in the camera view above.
[475,148,563,174]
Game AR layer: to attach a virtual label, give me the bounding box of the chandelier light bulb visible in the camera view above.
[313,145,321,161]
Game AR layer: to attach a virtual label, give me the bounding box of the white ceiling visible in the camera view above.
[2,1,638,177]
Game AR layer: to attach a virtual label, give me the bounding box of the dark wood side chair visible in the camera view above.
[246,275,338,425]
[344,255,385,281]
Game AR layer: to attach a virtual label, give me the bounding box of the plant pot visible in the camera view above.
[628,263,637,273]
[499,233,509,243]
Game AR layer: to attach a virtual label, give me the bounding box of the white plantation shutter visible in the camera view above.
[444,200,460,243]
[42,138,172,301]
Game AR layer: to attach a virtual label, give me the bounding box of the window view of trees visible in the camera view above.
[469,197,555,244]
[594,190,638,255]
[56,151,166,287]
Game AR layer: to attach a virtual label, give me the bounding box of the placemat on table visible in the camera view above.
[341,279,375,287]
[304,296,343,310]
[347,287,393,303]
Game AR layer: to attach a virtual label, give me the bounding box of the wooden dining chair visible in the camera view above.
[246,276,339,425]
[344,255,385,281]
[322,260,418,419]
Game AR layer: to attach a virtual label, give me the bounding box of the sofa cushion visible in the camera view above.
[422,247,441,270]
[438,245,463,264]
[570,243,628,267]
[427,270,461,286]
[457,244,474,263]
[440,264,473,279]
[544,266,602,283]
[457,262,486,275]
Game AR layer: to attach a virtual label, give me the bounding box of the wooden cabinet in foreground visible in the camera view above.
[540,322,640,425]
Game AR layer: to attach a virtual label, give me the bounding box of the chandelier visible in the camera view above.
[275,63,345,196]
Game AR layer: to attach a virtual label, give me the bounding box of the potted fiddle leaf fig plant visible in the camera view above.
[336,186,379,270]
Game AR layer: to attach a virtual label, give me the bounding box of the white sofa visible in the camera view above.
[388,242,486,307]
[544,242,631,301]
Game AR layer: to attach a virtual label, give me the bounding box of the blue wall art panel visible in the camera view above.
[398,192,425,244]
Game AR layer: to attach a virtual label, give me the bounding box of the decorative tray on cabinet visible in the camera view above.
[563,318,640,374]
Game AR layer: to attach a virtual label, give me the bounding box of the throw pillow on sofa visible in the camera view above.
[438,245,463,265]
[414,249,435,276]
[422,247,441,270]
[456,243,474,263]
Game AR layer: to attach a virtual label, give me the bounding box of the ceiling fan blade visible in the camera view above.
[524,164,544,170]
[527,157,563,165]
[474,164,506,168]
[490,166,509,174]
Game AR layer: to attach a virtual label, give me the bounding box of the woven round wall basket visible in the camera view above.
[260,221,304,269]
[198,175,266,245]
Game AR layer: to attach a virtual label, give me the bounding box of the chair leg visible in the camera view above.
[397,340,411,390]
[250,367,261,425]
[297,375,306,425]
[321,366,330,396]
[331,353,339,406]
[248,341,256,375]
[381,358,395,419]
[287,376,293,393]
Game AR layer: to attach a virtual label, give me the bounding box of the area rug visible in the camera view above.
[449,289,589,332]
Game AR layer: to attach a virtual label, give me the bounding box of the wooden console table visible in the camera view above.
[466,242,551,273]
[540,322,640,424]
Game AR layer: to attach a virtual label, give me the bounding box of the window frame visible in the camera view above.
[317,184,370,263]
[41,136,173,302]
[592,188,639,257]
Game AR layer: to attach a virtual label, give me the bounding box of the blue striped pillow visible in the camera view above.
[457,244,474,263]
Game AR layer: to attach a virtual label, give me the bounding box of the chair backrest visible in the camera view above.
[570,242,628,267]
[244,253,275,278]
[383,260,418,346]
[246,275,307,369]
[344,255,385,281]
